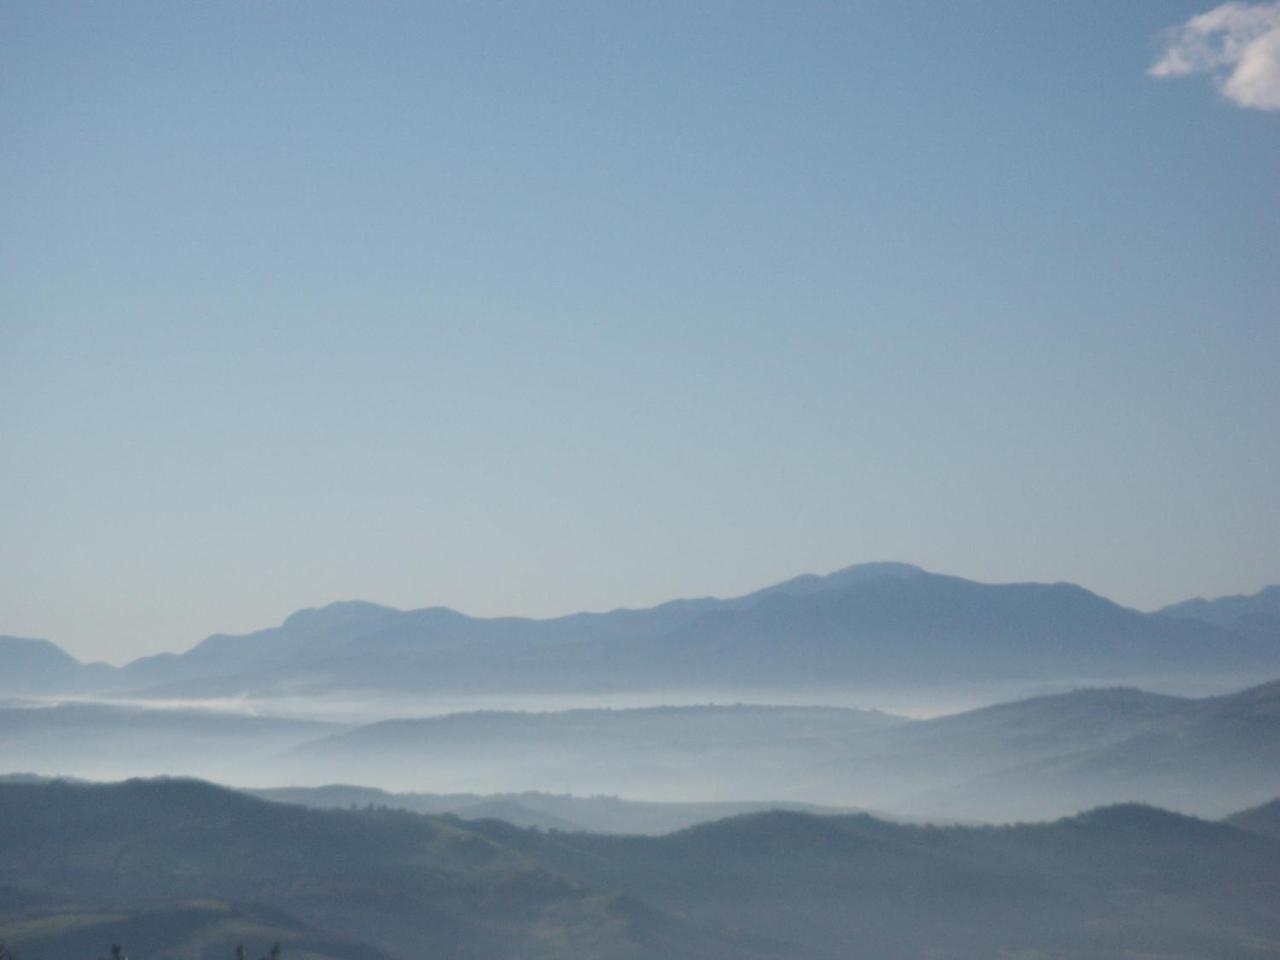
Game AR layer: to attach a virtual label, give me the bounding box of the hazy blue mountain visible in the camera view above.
[1158,584,1280,644]
[4,777,1279,960]
[276,680,1280,819]
[627,574,1269,686]
[736,560,925,600]
[1160,584,1280,623]
[110,599,407,694]
[113,568,1279,697]
[284,703,904,798]
[111,563,933,697]
[896,679,1280,819]
[833,686,1196,810]
[4,564,1275,699]
[0,636,114,694]
[5,677,1274,823]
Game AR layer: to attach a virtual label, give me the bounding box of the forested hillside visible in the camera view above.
[3,779,1279,960]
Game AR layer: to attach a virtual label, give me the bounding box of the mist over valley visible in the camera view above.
[3,564,1278,823]
[6,0,1279,953]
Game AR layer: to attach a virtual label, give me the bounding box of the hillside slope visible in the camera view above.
[278,680,1280,818]
[3,779,1280,960]
[0,779,761,960]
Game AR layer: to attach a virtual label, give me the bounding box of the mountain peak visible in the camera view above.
[0,635,82,667]
[1158,585,1280,624]
[826,561,926,581]
[751,561,924,600]
[279,599,400,635]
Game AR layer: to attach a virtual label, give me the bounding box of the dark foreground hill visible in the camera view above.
[4,564,1276,698]
[2,779,1280,960]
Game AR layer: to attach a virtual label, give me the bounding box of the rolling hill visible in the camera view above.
[252,784,872,835]
[279,679,1280,818]
[885,679,1280,818]
[2,778,1279,960]
[3,677,1277,821]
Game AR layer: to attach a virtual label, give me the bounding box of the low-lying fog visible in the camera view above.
[18,671,1255,725]
[5,669,1278,825]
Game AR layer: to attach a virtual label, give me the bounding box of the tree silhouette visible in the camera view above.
[88,943,276,959]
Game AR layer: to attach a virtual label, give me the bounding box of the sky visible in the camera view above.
[2,1,1278,664]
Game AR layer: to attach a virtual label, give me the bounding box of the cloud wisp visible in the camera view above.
[1150,2,1280,110]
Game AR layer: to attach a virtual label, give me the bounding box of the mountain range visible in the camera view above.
[276,679,1280,819]
[3,563,1277,698]
[4,677,1278,820]
[1158,583,1280,643]
[2,777,1279,960]
[251,785,874,835]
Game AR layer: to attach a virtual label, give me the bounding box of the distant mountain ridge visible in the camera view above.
[0,635,114,691]
[278,679,1280,819]
[4,678,1275,820]
[1158,584,1280,645]
[251,784,874,835]
[2,563,1276,697]
[1159,584,1280,623]
[884,679,1280,818]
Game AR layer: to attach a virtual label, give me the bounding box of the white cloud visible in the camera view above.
[1150,2,1280,110]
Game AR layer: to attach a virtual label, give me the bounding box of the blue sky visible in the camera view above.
[2,1,1278,663]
